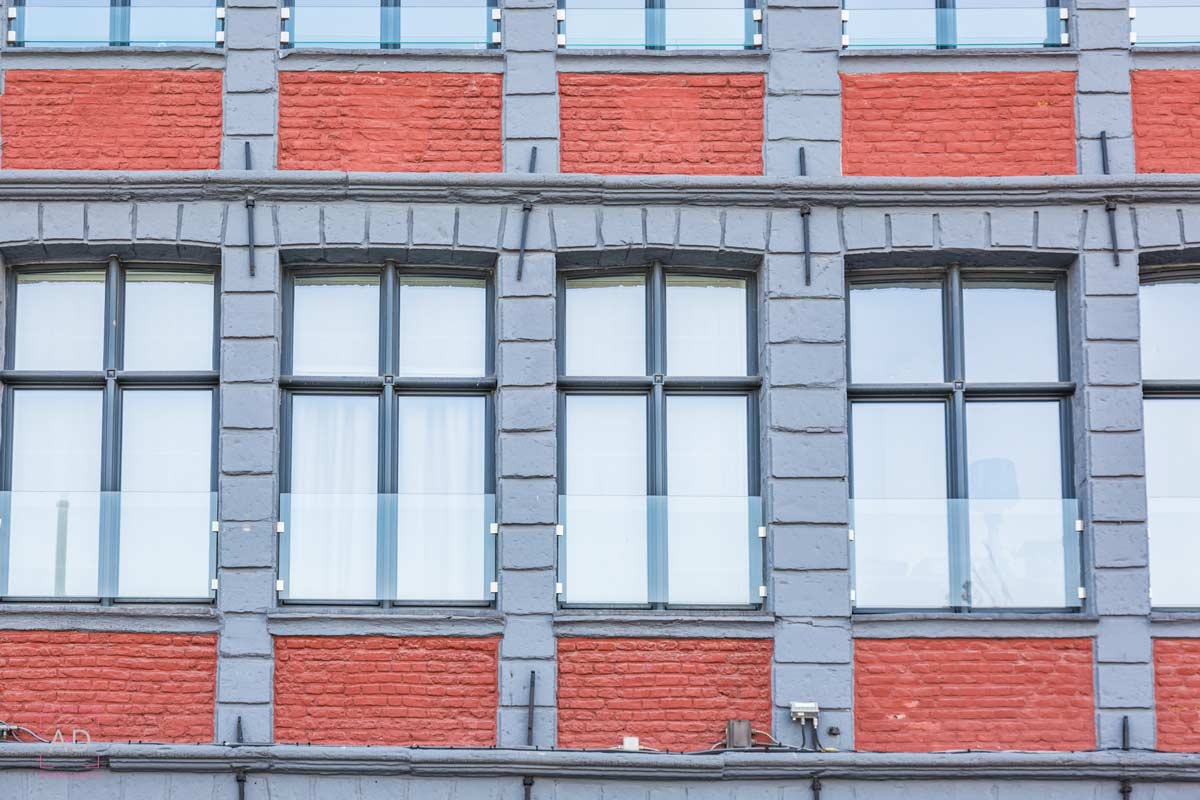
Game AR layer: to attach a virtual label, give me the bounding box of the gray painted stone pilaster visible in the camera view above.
[1077,204,1154,748]
[222,0,280,169]
[502,0,559,172]
[764,207,853,749]
[1075,0,1135,174]
[495,206,558,746]
[215,203,281,745]
[763,0,842,177]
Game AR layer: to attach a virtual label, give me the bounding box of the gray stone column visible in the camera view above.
[222,0,280,168]
[502,0,559,172]
[495,207,558,746]
[1075,0,1134,174]
[764,207,853,749]
[1078,204,1154,748]
[215,204,281,745]
[763,0,842,177]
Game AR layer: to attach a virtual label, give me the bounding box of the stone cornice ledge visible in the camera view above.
[1,745,1199,781]
[2,171,1200,207]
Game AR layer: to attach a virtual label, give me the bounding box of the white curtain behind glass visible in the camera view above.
[665,395,748,605]
[9,390,103,597]
[395,396,486,601]
[118,391,212,598]
[665,276,746,377]
[14,274,105,371]
[565,277,646,376]
[289,395,379,600]
[123,274,214,371]
[1144,399,1200,607]
[292,278,380,376]
[398,279,486,377]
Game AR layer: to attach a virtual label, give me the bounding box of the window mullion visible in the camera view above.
[110,0,131,47]
[98,257,123,601]
[946,265,970,610]
[379,388,397,605]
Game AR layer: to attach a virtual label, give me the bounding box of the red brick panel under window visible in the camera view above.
[0,69,222,170]
[559,74,765,176]
[273,635,500,746]
[854,638,1095,751]
[557,637,773,751]
[1132,70,1200,174]
[0,631,216,742]
[1154,638,1200,750]
[277,72,503,172]
[841,71,1078,177]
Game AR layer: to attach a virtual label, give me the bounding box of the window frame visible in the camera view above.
[846,263,1079,614]
[0,259,220,604]
[555,261,763,611]
[277,262,498,608]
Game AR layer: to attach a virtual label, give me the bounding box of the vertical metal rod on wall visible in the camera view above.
[526,669,537,746]
[245,141,256,277]
[516,146,539,281]
[799,147,812,286]
[1106,200,1120,268]
[1100,130,1111,175]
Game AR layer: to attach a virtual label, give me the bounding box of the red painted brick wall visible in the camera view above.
[273,635,499,746]
[0,69,222,170]
[1154,638,1200,751]
[854,638,1095,751]
[841,71,1078,177]
[0,630,216,742]
[559,74,764,176]
[557,637,773,751]
[1132,70,1200,174]
[277,72,503,172]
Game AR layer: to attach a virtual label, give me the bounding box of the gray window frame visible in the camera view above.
[555,261,763,610]
[0,258,220,604]
[278,262,498,608]
[846,263,1079,613]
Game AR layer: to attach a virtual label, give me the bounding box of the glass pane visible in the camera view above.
[398,277,487,378]
[14,272,106,371]
[400,0,489,47]
[851,402,950,608]
[288,395,379,600]
[395,396,487,601]
[844,0,1057,48]
[844,0,937,48]
[292,0,380,47]
[564,275,646,376]
[966,401,1067,608]
[1145,399,1200,607]
[292,275,380,376]
[130,0,216,45]
[849,283,943,383]
[19,0,111,45]
[564,0,646,47]
[1132,0,1200,45]
[1141,281,1200,380]
[118,390,212,598]
[8,390,103,597]
[954,0,1057,47]
[963,282,1059,382]
[563,395,648,604]
[666,275,747,377]
[666,395,748,604]
[664,0,747,48]
[123,272,214,371]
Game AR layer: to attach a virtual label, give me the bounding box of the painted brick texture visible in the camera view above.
[1132,70,1200,174]
[0,70,222,170]
[559,74,764,176]
[273,636,499,746]
[1154,638,1200,751]
[854,638,1095,752]
[277,72,503,172]
[0,631,216,742]
[841,72,1078,177]
[557,638,773,751]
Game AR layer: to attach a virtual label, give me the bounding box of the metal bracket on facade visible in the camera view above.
[1078,586,1087,600]
[849,589,857,605]
[555,582,563,595]
[490,580,499,594]
[1100,130,1111,176]
[1105,199,1120,268]
[211,521,220,534]
[244,142,257,277]
[275,579,285,592]
[490,522,499,535]
[1075,519,1084,533]
[758,585,768,598]
[211,578,220,591]
[556,524,564,537]
[801,204,813,286]
[516,146,539,281]
[848,528,855,541]
[276,521,285,534]
[758,526,767,539]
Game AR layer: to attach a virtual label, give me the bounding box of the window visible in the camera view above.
[556,264,763,608]
[282,0,501,49]
[0,262,217,601]
[841,0,1068,49]
[1130,0,1200,46]
[555,0,763,49]
[7,0,224,47]
[848,266,1079,611]
[1141,277,1200,608]
[279,266,495,605]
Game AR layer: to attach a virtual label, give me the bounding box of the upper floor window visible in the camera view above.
[281,0,501,49]
[1140,276,1200,608]
[555,0,763,49]
[556,264,764,609]
[841,0,1069,49]
[848,266,1080,612]
[278,266,496,605]
[7,0,224,47]
[1130,0,1200,46]
[0,263,217,602]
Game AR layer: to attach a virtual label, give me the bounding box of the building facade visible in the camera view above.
[0,0,1199,797]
